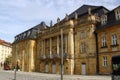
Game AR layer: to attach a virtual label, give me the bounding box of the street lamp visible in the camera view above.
[61,29,63,80]
[13,48,18,80]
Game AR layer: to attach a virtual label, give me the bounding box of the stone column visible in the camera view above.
[57,36,59,54]
[43,40,45,54]
[41,40,44,54]
[50,38,52,55]
[22,50,25,71]
[29,40,35,72]
[65,35,68,53]
[68,28,74,58]
[67,28,74,74]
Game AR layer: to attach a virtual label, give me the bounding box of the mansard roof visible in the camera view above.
[13,21,48,43]
[68,4,109,19]
[96,5,120,31]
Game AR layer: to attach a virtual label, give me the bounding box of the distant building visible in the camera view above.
[0,39,12,67]
[12,5,120,75]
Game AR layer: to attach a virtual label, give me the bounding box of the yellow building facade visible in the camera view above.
[96,6,120,74]
[97,25,120,74]
[12,22,47,72]
[36,5,108,75]
[12,5,120,75]
[12,40,36,71]
[37,20,75,74]
[74,15,98,75]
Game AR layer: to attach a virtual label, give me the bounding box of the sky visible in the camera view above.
[0,0,120,43]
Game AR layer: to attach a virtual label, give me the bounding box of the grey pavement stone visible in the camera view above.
[0,70,111,80]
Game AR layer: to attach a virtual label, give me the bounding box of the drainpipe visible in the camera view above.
[95,32,99,74]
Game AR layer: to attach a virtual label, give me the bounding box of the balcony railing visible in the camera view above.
[40,54,46,60]
[63,53,70,59]
[46,53,53,59]
[53,53,60,58]
[77,15,100,25]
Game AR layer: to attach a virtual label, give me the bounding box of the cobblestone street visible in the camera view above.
[0,70,111,80]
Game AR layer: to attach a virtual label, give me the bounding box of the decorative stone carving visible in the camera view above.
[88,7,91,15]
[65,14,69,21]
[57,17,60,23]
[75,12,78,19]
[50,20,53,27]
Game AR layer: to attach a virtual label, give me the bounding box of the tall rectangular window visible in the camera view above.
[103,56,108,67]
[102,36,107,47]
[81,43,86,53]
[101,15,107,25]
[112,34,117,45]
[115,9,120,20]
[81,32,85,39]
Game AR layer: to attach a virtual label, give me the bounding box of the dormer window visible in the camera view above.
[101,15,107,25]
[23,33,26,38]
[27,31,31,36]
[115,8,120,20]
[15,37,17,40]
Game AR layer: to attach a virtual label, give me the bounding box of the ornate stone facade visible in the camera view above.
[37,20,75,74]
[12,5,120,75]
[12,22,47,72]
[12,40,36,71]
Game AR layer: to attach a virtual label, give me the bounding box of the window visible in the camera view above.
[27,31,31,36]
[103,56,108,67]
[102,36,107,47]
[115,9,120,20]
[101,15,107,25]
[81,32,85,39]
[112,34,118,45]
[23,33,26,38]
[81,43,86,53]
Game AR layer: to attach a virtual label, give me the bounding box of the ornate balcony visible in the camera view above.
[40,54,46,60]
[63,53,70,59]
[46,53,53,59]
[53,53,60,59]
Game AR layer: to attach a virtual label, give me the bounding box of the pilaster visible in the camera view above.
[57,36,59,54]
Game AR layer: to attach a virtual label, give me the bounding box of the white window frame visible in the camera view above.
[115,9,120,20]
[81,43,86,53]
[103,56,108,67]
[102,36,107,47]
[101,15,107,25]
[112,34,117,45]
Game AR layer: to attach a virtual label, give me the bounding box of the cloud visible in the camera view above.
[0,0,119,42]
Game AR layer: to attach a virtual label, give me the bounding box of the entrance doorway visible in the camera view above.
[52,63,56,74]
[81,63,86,75]
[45,64,48,73]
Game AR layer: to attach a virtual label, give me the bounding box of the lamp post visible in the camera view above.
[61,29,63,80]
[13,49,17,80]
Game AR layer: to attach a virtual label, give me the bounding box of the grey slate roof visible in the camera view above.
[96,6,120,31]
[68,5,109,19]
[13,21,48,43]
